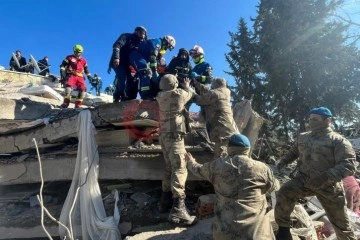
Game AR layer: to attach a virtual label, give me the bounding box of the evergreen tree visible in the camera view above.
[225,18,268,116]
[252,0,360,139]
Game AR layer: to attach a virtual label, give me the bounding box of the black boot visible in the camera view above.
[158,191,173,213]
[276,226,293,240]
[168,197,197,226]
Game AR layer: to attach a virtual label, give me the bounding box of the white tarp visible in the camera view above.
[59,110,121,240]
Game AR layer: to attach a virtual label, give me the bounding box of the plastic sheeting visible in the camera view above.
[59,110,121,240]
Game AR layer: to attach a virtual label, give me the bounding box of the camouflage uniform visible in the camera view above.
[156,87,194,197]
[187,148,279,239]
[275,127,357,240]
[193,79,238,158]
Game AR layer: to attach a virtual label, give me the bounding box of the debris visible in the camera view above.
[29,195,52,207]
[105,183,133,191]
[119,221,132,235]
[130,192,151,207]
[16,154,29,163]
[195,194,216,219]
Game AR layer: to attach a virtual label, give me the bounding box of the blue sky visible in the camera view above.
[1,0,359,97]
[0,0,258,94]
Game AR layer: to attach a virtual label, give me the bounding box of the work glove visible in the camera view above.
[190,72,198,79]
[87,75,93,82]
[276,160,287,172]
[305,172,329,189]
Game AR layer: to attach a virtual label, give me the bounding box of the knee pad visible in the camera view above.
[64,87,72,96]
[78,90,86,100]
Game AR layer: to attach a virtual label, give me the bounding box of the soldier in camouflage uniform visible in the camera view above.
[192,78,238,158]
[156,74,197,226]
[275,107,357,240]
[186,133,280,239]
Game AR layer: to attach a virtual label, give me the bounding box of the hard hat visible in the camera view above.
[135,26,147,34]
[73,44,83,53]
[189,45,204,57]
[164,35,176,51]
[159,74,178,90]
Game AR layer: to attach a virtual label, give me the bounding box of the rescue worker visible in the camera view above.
[189,45,212,89]
[166,48,192,87]
[187,45,213,152]
[38,56,50,76]
[60,44,92,108]
[185,133,279,239]
[192,78,238,158]
[275,107,357,240]
[9,50,27,72]
[104,84,115,96]
[109,26,147,102]
[130,35,176,100]
[89,73,102,96]
[156,74,197,226]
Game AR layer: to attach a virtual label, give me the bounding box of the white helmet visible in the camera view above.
[189,45,205,57]
[164,35,176,51]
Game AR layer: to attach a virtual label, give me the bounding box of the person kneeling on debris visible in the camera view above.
[156,74,197,226]
[275,107,357,240]
[60,44,93,108]
[185,133,280,239]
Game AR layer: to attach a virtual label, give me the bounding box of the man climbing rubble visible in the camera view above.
[60,44,93,108]
[156,74,197,226]
[185,133,279,239]
[275,107,357,240]
[192,77,238,158]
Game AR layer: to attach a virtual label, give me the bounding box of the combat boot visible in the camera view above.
[158,191,173,213]
[276,226,293,240]
[168,197,197,226]
[61,97,71,108]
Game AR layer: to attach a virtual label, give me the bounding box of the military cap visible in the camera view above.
[309,107,333,117]
[229,133,251,148]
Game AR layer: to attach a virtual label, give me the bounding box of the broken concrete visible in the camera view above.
[0,70,266,239]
